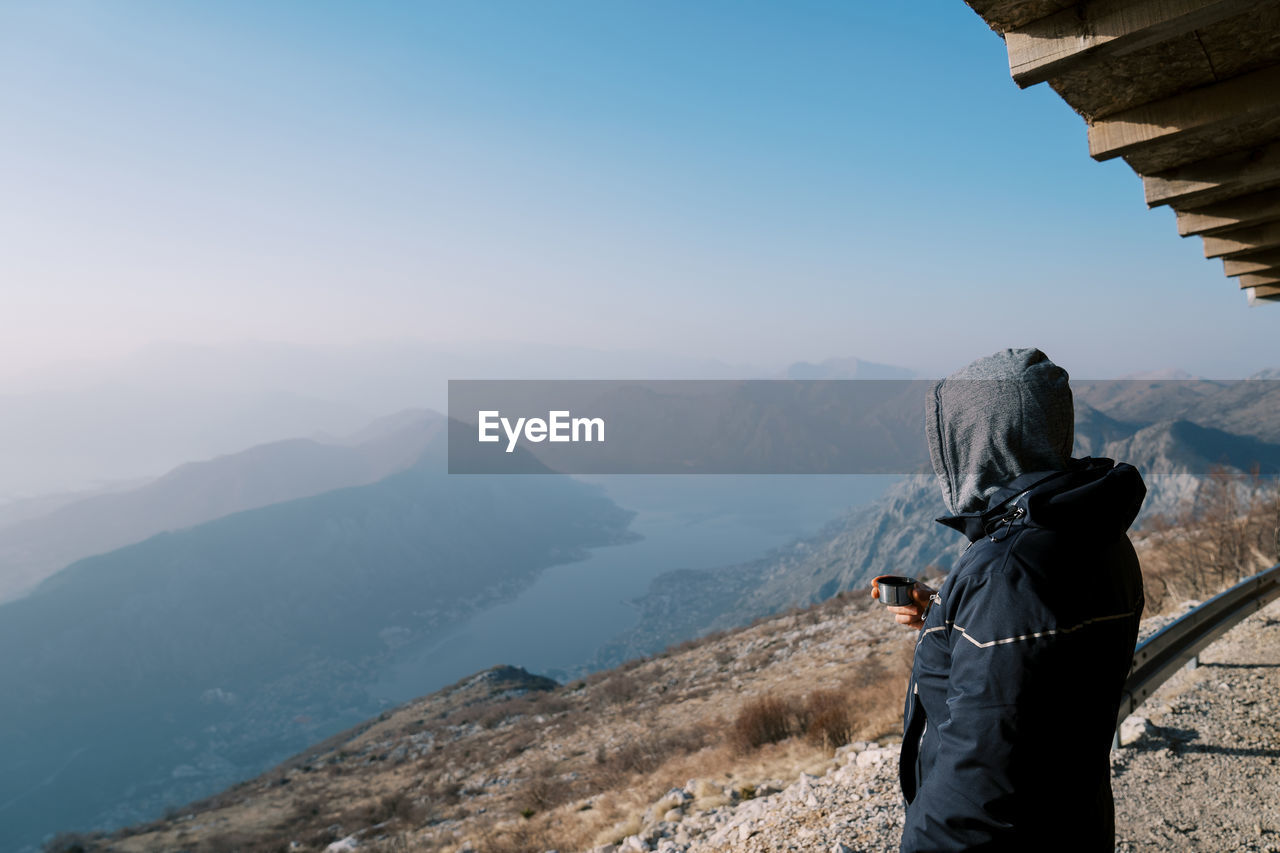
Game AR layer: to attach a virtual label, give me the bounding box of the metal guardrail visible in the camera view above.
[1113,562,1280,747]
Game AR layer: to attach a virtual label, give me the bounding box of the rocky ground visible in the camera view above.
[585,741,905,853]
[80,570,1280,853]
[584,597,1280,853]
[86,592,917,853]
[1112,597,1280,853]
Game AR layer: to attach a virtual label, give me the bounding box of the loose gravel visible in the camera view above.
[604,599,1280,853]
[1112,597,1280,853]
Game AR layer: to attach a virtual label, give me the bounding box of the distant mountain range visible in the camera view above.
[0,429,635,851]
[777,357,917,380]
[595,376,1280,665]
[0,342,761,498]
[0,410,444,603]
[6,360,1276,849]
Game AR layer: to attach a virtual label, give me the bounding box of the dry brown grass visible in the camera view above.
[596,671,641,706]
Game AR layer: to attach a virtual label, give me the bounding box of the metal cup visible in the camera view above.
[876,575,918,607]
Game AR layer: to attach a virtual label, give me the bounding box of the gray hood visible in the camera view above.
[925,348,1075,515]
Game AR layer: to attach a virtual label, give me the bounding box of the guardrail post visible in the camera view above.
[1185,655,1199,671]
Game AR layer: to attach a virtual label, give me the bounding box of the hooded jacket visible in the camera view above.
[901,349,1146,853]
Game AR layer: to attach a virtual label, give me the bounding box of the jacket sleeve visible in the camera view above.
[900,571,1066,852]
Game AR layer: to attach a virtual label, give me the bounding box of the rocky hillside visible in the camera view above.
[55,511,1280,853]
[597,379,1280,664]
[590,476,959,668]
[51,589,919,853]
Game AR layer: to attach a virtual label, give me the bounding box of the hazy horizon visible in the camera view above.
[2,337,1273,501]
[3,1,1277,392]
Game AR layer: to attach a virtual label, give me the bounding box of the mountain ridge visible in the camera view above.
[0,410,444,603]
[597,378,1280,663]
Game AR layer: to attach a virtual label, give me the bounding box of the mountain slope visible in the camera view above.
[72,541,1279,853]
[591,475,956,667]
[0,434,635,851]
[0,410,442,602]
[56,589,919,853]
[599,384,1280,664]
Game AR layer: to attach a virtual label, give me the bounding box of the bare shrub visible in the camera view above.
[194,832,290,853]
[301,823,344,849]
[844,654,888,690]
[1141,467,1280,614]
[730,694,796,752]
[378,790,426,824]
[502,724,539,759]
[598,672,640,705]
[42,835,93,853]
[522,761,580,813]
[425,777,461,805]
[528,692,572,716]
[476,818,569,853]
[285,794,326,826]
[593,723,714,787]
[337,789,424,832]
[801,689,855,749]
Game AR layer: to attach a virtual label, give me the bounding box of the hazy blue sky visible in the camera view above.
[2,0,1276,380]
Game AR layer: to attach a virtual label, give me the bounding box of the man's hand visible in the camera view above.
[871,577,937,629]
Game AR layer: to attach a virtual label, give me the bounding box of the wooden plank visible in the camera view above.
[966,0,1078,33]
[1237,273,1280,288]
[1246,284,1280,302]
[1201,220,1280,258]
[1088,65,1280,166]
[1177,187,1280,236]
[1007,0,1261,88]
[1226,264,1280,281]
[1222,250,1280,276]
[1144,140,1280,207]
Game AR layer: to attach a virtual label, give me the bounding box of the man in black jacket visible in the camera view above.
[878,348,1146,852]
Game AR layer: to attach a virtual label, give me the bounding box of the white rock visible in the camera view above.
[324,838,359,853]
[834,743,863,759]
[618,835,649,853]
[855,747,897,767]
[1119,715,1149,746]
